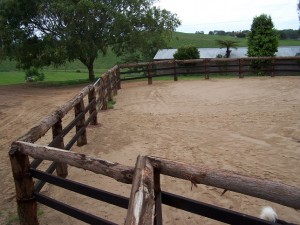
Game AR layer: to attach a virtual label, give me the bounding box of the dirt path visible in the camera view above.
[1,77,300,224]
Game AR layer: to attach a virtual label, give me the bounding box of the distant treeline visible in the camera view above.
[195,29,300,40]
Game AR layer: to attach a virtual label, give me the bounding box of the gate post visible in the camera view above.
[9,145,38,225]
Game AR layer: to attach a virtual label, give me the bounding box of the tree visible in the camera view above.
[0,0,180,81]
[173,45,200,60]
[298,0,300,23]
[215,39,239,58]
[247,14,278,57]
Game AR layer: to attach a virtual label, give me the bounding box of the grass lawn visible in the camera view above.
[0,70,109,86]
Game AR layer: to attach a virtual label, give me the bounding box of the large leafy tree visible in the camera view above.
[0,0,180,81]
[247,14,278,57]
[215,39,239,58]
[298,0,300,25]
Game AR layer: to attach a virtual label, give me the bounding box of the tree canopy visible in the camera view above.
[0,0,180,80]
[247,14,278,57]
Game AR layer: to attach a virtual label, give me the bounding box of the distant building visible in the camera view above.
[153,46,300,60]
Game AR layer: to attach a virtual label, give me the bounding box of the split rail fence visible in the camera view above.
[9,57,300,225]
[120,56,300,84]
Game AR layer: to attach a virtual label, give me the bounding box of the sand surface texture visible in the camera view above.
[0,77,300,224]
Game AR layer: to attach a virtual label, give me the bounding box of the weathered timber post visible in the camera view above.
[125,156,155,225]
[9,145,39,225]
[204,59,209,79]
[102,77,108,110]
[74,99,87,146]
[52,119,68,178]
[116,66,121,90]
[271,58,275,77]
[239,58,244,78]
[154,170,163,225]
[88,87,98,125]
[112,70,118,96]
[107,74,113,102]
[96,79,104,111]
[147,64,153,85]
[173,61,178,81]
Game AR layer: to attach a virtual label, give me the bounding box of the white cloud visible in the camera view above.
[156,0,299,33]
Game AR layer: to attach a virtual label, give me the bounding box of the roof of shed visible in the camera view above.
[153,46,300,60]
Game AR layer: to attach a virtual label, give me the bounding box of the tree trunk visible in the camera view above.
[88,63,95,81]
[226,47,231,58]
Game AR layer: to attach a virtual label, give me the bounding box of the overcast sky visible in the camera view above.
[155,0,299,33]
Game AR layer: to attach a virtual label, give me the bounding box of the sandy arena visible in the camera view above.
[0,77,300,224]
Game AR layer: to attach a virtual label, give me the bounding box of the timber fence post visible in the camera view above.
[271,58,275,77]
[205,59,209,80]
[116,66,121,90]
[173,60,178,81]
[125,156,155,225]
[52,119,68,178]
[148,63,153,85]
[239,58,244,78]
[154,169,163,225]
[9,145,39,225]
[102,77,108,110]
[112,69,118,96]
[88,87,98,125]
[107,74,113,102]
[74,98,87,146]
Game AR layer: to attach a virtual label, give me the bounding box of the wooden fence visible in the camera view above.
[8,59,300,225]
[119,56,300,84]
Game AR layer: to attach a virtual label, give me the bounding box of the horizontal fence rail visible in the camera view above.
[119,57,300,83]
[8,60,300,225]
[11,141,299,225]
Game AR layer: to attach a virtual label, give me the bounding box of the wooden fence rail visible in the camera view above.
[8,61,300,225]
[10,141,299,225]
[119,57,300,83]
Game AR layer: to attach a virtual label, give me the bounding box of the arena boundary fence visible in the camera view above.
[119,56,300,84]
[9,58,300,225]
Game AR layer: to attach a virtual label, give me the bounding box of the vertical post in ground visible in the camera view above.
[74,98,87,146]
[112,69,118,96]
[116,66,121,90]
[88,87,98,125]
[154,170,163,225]
[102,77,108,110]
[148,64,153,85]
[125,156,155,225]
[239,58,244,78]
[174,61,178,81]
[9,145,39,225]
[52,119,68,177]
[205,59,209,79]
[271,58,275,77]
[107,74,113,102]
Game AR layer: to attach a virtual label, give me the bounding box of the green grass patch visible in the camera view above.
[171,32,300,48]
[0,69,110,86]
[4,209,44,225]
[108,100,116,109]
[6,213,19,225]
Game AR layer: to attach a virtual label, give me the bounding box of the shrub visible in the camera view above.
[173,45,200,60]
[25,67,45,82]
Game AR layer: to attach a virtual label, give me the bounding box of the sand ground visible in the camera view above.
[0,77,300,224]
